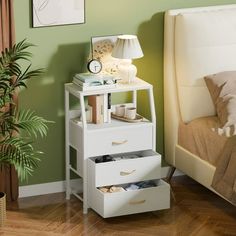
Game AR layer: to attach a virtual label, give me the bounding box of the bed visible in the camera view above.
[164,4,236,204]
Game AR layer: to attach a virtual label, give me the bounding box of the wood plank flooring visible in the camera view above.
[0,176,235,236]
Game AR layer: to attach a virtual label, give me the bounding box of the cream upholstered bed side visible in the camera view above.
[164,4,236,190]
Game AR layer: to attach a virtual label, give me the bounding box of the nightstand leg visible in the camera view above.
[65,90,71,200]
[80,94,88,214]
[82,163,89,214]
[83,159,88,215]
[83,205,88,214]
[148,88,156,151]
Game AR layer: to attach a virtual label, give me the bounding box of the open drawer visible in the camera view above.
[88,150,161,187]
[88,179,170,218]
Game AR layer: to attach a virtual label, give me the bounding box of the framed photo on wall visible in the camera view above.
[32,0,85,27]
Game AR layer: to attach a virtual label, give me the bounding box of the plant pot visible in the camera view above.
[0,192,6,227]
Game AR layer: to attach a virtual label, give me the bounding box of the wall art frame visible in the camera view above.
[90,35,123,75]
[32,0,85,28]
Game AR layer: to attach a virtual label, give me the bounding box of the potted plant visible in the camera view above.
[0,39,51,222]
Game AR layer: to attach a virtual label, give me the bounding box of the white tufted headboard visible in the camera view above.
[164,4,236,165]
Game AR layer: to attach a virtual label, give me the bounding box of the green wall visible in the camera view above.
[14,0,236,185]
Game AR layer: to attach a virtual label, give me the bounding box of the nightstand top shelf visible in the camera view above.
[65,77,152,97]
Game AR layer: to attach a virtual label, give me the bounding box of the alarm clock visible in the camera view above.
[87,59,102,74]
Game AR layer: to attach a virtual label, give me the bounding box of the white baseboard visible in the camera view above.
[19,179,82,198]
[19,167,183,198]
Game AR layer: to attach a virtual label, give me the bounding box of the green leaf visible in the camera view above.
[16,110,52,138]
[0,137,41,181]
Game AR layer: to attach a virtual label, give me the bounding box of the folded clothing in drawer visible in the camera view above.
[125,181,157,191]
[98,180,157,193]
[94,153,142,163]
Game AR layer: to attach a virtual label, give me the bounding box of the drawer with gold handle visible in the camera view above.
[88,150,161,187]
[86,123,153,157]
[88,179,170,218]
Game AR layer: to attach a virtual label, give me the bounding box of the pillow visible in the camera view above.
[204,71,236,128]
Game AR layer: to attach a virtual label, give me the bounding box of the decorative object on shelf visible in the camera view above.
[88,95,104,124]
[89,35,123,75]
[32,0,85,27]
[0,192,6,227]
[115,104,126,117]
[87,94,111,124]
[124,107,137,120]
[87,59,102,74]
[112,35,143,83]
[111,113,144,123]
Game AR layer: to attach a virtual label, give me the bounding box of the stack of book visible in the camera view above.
[88,93,111,124]
[72,73,114,124]
[73,73,116,91]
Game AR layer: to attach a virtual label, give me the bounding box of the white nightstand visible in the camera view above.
[64,78,170,217]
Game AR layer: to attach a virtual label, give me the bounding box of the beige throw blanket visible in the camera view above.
[212,136,236,205]
[179,116,236,205]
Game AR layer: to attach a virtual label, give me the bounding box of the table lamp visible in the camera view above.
[111,35,143,83]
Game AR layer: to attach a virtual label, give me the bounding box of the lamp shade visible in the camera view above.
[112,35,144,59]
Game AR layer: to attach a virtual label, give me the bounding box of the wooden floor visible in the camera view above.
[1,176,236,236]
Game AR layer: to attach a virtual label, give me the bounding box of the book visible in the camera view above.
[73,77,102,87]
[74,73,114,83]
[74,73,103,83]
[73,73,117,90]
[107,93,111,123]
[73,78,116,91]
[88,95,104,124]
[103,94,108,123]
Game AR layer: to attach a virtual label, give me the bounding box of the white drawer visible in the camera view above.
[87,124,153,157]
[88,180,170,218]
[88,150,161,187]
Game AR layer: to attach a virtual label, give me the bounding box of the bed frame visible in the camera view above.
[164,4,236,193]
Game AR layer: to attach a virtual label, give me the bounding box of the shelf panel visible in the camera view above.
[71,117,151,131]
[65,78,152,97]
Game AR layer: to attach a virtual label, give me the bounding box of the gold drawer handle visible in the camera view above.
[112,140,128,145]
[120,170,136,176]
[129,200,146,205]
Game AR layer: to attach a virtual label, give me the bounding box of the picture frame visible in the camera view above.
[90,35,122,75]
[32,0,85,28]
